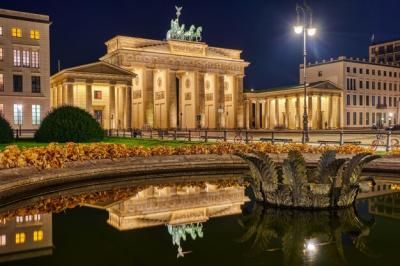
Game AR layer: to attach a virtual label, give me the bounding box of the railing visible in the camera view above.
[10,128,400,152]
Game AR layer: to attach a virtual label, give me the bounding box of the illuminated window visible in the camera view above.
[33,230,43,242]
[0,104,3,116]
[22,50,30,67]
[94,90,102,99]
[16,216,23,223]
[0,235,5,246]
[13,104,23,125]
[0,26,3,36]
[34,214,42,221]
[0,73,3,92]
[32,104,41,125]
[11,27,22,38]
[0,47,3,61]
[30,30,40,40]
[13,49,21,67]
[31,51,39,68]
[15,233,25,244]
[25,215,32,222]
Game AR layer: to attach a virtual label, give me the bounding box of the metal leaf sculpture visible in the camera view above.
[237,151,380,209]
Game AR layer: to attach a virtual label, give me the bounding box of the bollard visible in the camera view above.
[339,130,344,146]
[204,130,208,142]
[386,130,392,152]
[161,130,164,140]
[245,130,249,144]
[223,130,227,142]
[189,130,192,142]
[271,131,275,144]
[174,129,177,140]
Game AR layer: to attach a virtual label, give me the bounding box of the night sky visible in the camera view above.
[1,0,399,90]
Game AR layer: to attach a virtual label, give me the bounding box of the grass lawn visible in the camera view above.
[0,137,204,151]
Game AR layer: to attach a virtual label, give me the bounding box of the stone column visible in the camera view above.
[109,85,115,129]
[167,70,177,128]
[126,85,132,129]
[62,85,68,104]
[57,85,63,106]
[261,100,266,129]
[245,100,250,129]
[236,75,244,128]
[197,72,205,129]
[216,75,225,128]
[285,97,290,128]
[328,95,333,128]
[52,86,58,107]
[296,95,301,129]
[144,69,154,127]
[275,98,279,127]
[67,84,74,106]
[86,84,92,114]
[317,95,322,129]
[338,94,343,128]
[265,99,270,129]
[255,101,260,129]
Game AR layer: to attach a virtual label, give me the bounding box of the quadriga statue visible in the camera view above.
[237,150,379,209]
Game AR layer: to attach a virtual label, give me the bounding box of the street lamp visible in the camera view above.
[294,1,317,143]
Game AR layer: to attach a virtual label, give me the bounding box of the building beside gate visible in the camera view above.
[0,8,50,130]
[244,81,342,129]
[50,7,249,130]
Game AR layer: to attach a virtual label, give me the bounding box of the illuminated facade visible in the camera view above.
[244,81,342,129]
[0,8,50,130]
[0,213,52,263]
[50,61,136,129]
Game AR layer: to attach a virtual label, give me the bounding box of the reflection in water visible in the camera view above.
[0,213,52,263]
[368,192,400,220]
[86,182,250,257]
[239,204,377,265]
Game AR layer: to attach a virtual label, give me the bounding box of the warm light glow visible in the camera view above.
[306,242,316,252]
[389,112,393,117]
[307,28,317,36]
[294,25,303,34]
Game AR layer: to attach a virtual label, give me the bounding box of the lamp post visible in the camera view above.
[294,1,316,143]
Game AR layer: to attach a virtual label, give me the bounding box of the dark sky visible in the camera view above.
[1,0,399,90]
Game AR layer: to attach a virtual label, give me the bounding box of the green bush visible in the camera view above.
[0,115,14,144]
[34,106,105,143]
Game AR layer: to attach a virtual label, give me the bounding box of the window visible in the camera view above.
[366,81,370,89]
[31,76,41,93]
[346,112,350,126]
[372,112,376,124]
[13,104,23,125]
[15,233,25,244]
[366,69,370,75]
[16,216,23,223]
[384,71,387,77]
[395,97,397,107]
[389,97,392,107]
[372,69,375,75]
[353,67,356,73]
[11,27,22,38]
[32,104,40,125]
[353,95,357,105]
[372,96,376,106]
[359,80,363,89]
[30,30,40,40]
[378,82,381,90]
[33,230,43,242]
[390,72,392,77]
[318,71,322,77]
[389,83,392,91]
[0,47,3,61]
[378,70,381,76]
[22,50,30,67]
[346,67,350,73]
[359,95,363,105]
[31,51,39,68]
[346,95,350,105]
[366,95,370,106]
[384,96,387,105]
[359,68,363,74]
[13,49,21,67]
[359,112,363,125]
[0,73,3,92]
[384,83,387,90]
[0,235,5,246]
[34,214,41,221]
[353,112,357,125]
[94,90,102,99]
[372,81,375,89]
[13,75,23,92]
[366,112,370,126]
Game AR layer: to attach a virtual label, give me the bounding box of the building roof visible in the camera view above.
[245,80,340,94]
[51,61,136,79]
[369,38,400,47]
[0,8,49,23]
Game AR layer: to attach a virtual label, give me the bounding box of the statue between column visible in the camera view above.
[166,6,203,42]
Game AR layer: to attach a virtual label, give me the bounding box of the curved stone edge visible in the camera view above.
[0,154,249,202]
